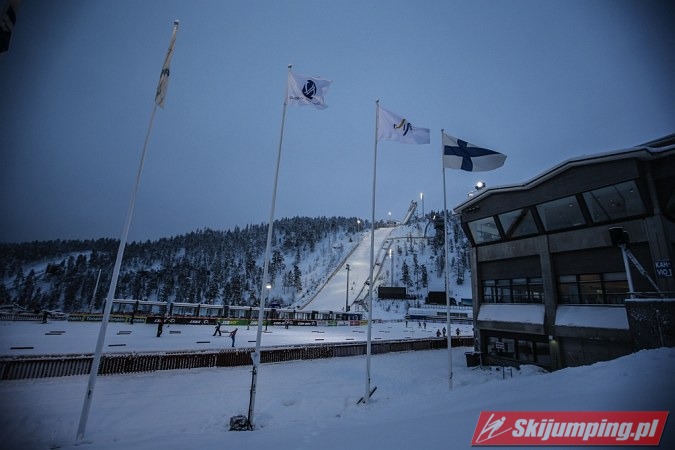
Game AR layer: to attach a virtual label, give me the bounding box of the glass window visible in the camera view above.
[578,274,603,304]
[487,336,501,355]
[498,208,538,238]
[482,278,544,304]
[518,340,535,363]
[528,278,544,303]
[557,273,628,305]
[603,272,628,304]
[468,216,500,244]
[536,195,586,231]
[488,336,515,357]
[500,338,516,358]
[483,280,496,303]
[557,275,580,304]
[583,181,645,222]
[511,278,528,303]
[535,342,551,365]
[496,279,512,303]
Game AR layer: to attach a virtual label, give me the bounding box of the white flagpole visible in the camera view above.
[364,100,379,404]
[248,65,291,428]
[76,21,178,442]
[441,129,453,390]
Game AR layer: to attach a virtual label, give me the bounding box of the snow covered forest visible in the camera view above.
[0,214,471,313]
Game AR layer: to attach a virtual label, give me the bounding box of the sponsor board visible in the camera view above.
[68,314,145,323]
[472,411,668,446]
[268,319,318,327]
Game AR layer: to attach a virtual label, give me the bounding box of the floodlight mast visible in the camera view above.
[609,227,662,297]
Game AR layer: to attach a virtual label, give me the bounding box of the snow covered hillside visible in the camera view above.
[366,220,473,320]
[1,214,473,321]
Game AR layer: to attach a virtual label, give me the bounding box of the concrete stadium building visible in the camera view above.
[454,134,675,370]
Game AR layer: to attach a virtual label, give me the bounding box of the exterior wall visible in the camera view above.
[557,336,633,368]
[456,145,675,371]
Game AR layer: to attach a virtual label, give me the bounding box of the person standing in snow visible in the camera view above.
[213,319,223,337]
[156,316,164,337]
[229,328,238,347]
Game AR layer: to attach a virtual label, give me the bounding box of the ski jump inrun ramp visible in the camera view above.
[299,227,394,313]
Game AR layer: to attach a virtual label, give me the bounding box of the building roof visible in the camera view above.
[454,134,675,213]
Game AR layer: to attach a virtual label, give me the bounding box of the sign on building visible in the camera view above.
[654,260,672,278]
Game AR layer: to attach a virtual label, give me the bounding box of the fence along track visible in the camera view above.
[0,337,473,381]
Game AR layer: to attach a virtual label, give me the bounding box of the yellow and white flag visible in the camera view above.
[155,21,179,108]
[377,105,430,144]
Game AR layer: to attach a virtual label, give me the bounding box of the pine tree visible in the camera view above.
[0,283,11,304]
[401,261,411,288]
[412,253,420,289]
[293,264,302,291]
[420,264,428,289]
[269,249,284,282]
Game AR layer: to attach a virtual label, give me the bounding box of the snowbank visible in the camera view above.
[1,345,673,450]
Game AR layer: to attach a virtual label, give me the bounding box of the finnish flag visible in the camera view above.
[443,132,506,172]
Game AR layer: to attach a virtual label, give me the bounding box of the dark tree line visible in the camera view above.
[0,216,367,312]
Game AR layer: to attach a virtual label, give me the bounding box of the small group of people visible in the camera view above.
[435,327,461,337]
[213,319,238,347]
[155,317,237,347]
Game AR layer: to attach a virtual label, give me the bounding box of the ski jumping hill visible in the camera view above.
[299,227,394,312]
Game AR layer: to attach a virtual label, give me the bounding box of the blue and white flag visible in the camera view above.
[287,70,332,109]
[377,105,430,144]
[442,132,506,172]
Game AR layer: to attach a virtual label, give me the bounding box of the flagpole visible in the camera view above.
[77,103,160,445]
[76,21,178,442]
[441,129,453,390]
[363,100,379,404]
[76,106,156,439]
[248,65,291,428]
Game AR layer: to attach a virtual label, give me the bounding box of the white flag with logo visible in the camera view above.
[287,71,332,109]
[377,105,430,144]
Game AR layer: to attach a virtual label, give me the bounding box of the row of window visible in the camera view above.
[468,180,645,244]
[485,333,551,366]
[482,278,543,304]
[481,272,629,305]
[557,272,628,305]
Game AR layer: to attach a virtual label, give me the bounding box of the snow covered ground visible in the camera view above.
[2,223,672,449]
[0,319,472,356]
[1,340,673,450]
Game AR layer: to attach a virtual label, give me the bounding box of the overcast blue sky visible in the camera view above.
[1,0,673,243]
